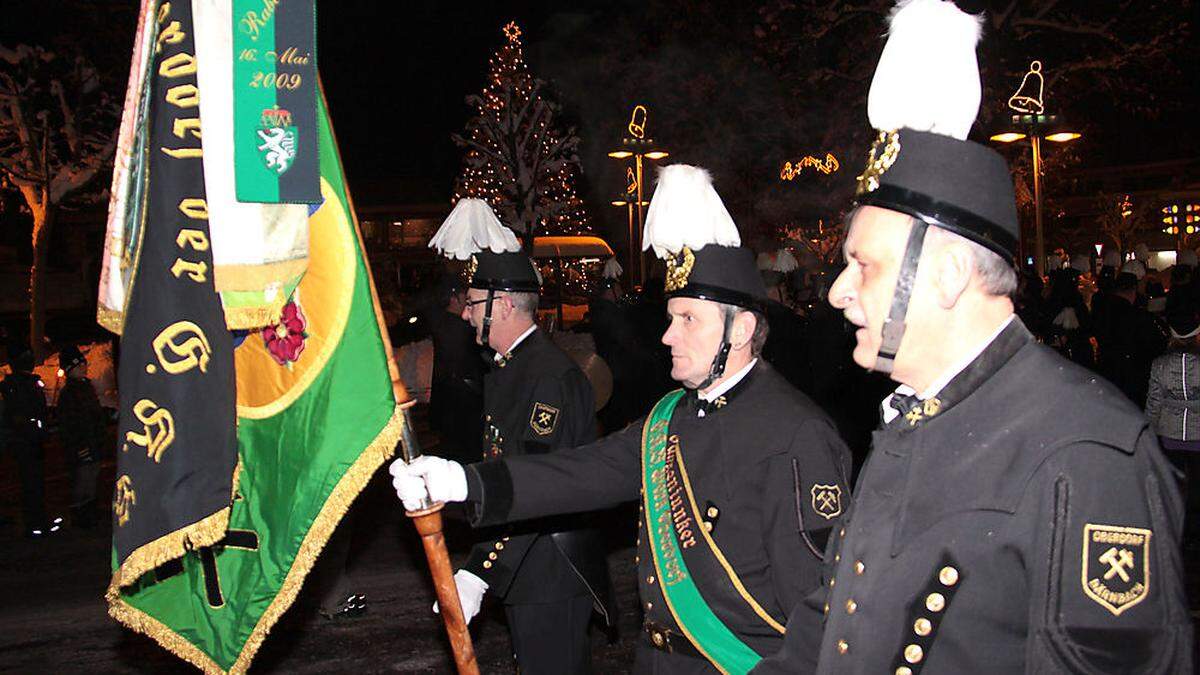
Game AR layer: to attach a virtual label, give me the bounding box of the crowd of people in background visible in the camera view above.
[1016,245,1200,546]
[0,339,114,538]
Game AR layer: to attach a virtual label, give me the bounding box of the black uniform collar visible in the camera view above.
[682,359,760,417]
[493,326,542,369]
[885,318,1031,431]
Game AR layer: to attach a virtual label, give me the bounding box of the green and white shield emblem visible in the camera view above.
[256,125,298,175]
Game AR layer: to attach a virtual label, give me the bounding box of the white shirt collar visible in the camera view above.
[495,325,538,363]
[697,358,758,417]
[881,314,1015,423]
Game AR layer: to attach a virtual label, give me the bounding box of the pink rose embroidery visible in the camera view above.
[263,300,308,365]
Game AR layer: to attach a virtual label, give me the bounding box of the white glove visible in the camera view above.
[388,455,468,512]
[433,569,489,624]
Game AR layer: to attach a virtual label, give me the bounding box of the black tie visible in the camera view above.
[890,392,921,416]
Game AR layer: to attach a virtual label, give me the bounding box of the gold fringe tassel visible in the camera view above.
[109,506,232,590]
[220,296,289,331]
[108,596,225,674]
[96,307,126,335]
[212,259,308,293]
[228,403,404,673]
[107,403,406,674]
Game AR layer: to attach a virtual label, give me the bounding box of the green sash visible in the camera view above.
[641,390,762,674]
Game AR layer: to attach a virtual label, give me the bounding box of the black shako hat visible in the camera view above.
[644,164,767,313]
[428,198,541,293]
[468,251,540,293]
[855,128,1019,262]
[664,245,767,313]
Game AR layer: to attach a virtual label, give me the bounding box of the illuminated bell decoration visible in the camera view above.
[1008,60,1045,115]
[628,105,648,140]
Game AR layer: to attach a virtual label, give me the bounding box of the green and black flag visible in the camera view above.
[232,0,320,203]
[109,0,239,588]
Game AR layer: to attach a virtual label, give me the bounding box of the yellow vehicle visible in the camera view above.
[532,235,615,329]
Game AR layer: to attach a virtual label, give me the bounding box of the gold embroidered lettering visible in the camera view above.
[165,84,199,109]
[151,321,211,375]
[176,229,209,251]
[125,399,175,463]
[171,258,208,282]
[158,52,197,78]
[160,146,202,159]
[178,198,208,219]
[172,117,202,141]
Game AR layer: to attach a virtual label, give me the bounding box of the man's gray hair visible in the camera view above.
[718,303,769,357]
[506,291,540,317]
[923,223,1018,297]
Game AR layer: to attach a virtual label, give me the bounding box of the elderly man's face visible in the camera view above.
[828,206,919,372]
[661,297,725,389]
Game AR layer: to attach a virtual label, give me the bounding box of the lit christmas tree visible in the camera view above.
[452,21,590,243]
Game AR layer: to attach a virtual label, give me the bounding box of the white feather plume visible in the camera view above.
[642,165,741,259]
[602,257,623,279]
[428,198,521,260]
[867,0,984,140]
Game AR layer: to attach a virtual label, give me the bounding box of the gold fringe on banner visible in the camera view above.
[212,259,308,293]
[108,506,232,590]
[229,403,403,673]
[106,404,405,675]
[220,295,289,331]
[96,307,127,335]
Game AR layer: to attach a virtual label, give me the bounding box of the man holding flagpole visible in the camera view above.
[392,165,851,674]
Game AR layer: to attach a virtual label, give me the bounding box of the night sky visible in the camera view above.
[2,1,1197,245]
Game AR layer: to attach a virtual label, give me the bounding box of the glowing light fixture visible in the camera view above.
[989,132,1027,143]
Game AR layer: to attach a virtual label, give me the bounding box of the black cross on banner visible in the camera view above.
[155,529,260,608]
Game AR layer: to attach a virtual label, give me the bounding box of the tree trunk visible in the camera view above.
[29,204,54,361]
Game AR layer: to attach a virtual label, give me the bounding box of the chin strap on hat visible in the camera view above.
[697,307,737,391]
[873,219,929,375]
[480,289,496,347]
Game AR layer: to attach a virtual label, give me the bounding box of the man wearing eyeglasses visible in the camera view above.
[417,199,612,674]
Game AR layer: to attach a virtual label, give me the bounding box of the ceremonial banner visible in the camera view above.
[109,0,239,588]
[194,0,309,330]
[97,0,158,334]
[107,89,406,673]
[231,0,320,203]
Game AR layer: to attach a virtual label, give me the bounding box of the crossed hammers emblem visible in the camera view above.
[1099,547,1135,583]
[815,491,838,510]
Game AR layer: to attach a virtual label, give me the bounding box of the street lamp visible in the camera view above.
[990,60,1081,278]
[610,192,649,289]
[609,107,668,286]
[990,112,1080,277]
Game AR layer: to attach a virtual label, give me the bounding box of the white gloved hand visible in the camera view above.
[388,455,468,511]
[433,569,489,624]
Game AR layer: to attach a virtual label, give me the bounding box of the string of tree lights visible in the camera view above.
[451,21,591,244]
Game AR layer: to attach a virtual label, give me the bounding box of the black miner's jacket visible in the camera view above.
[756,318,1192,674]
[461,328,612,616]
[468,361,851,673]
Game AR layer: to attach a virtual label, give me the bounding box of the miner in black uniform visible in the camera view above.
[394,166,851,674]
[405,198,611,674]
[1,345,57,537]
[756,2,1192,673]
